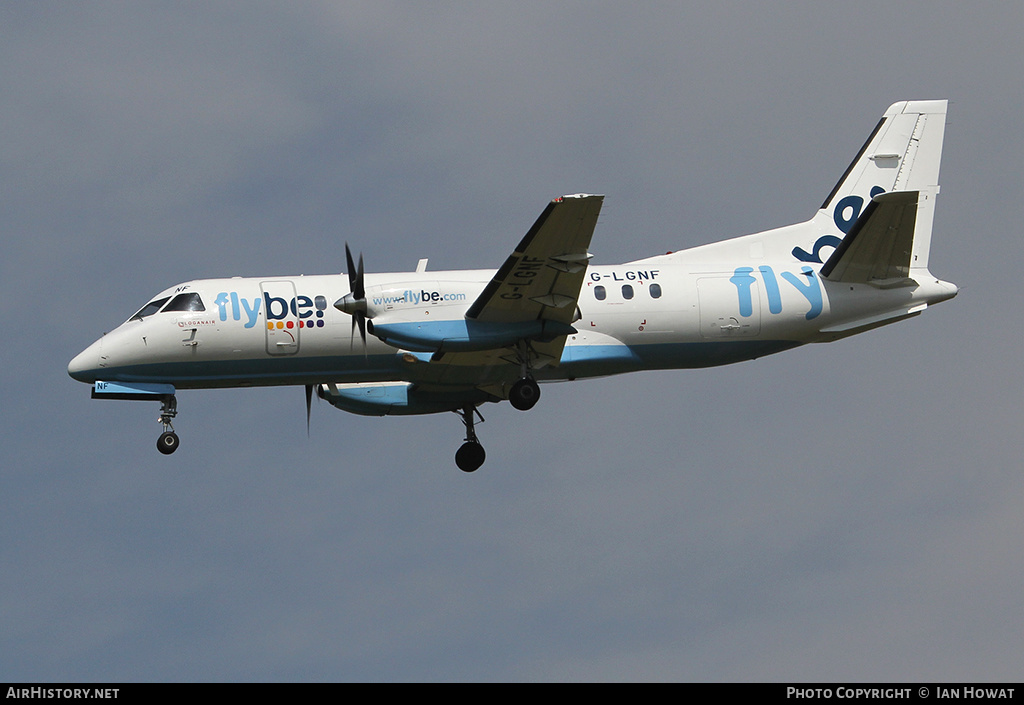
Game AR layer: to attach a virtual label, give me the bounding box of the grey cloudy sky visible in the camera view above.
[3,2,1023,681]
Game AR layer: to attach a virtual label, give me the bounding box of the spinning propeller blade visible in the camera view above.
[305,384,313,436]
[342,243,368,351]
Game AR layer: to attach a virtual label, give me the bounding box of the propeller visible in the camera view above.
[336,243,368,351]
[305,384,314,437]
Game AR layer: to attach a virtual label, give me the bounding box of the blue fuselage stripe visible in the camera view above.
[76,340,803,389]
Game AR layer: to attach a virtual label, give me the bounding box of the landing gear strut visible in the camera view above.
[454,405,486,472]
[156,395,179,455]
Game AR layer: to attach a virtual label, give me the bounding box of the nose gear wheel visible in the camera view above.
[156,395,179,455]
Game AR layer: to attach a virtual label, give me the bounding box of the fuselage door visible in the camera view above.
[261,280,300,355]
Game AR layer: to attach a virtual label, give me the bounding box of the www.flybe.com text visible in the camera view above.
[372,290,467,306]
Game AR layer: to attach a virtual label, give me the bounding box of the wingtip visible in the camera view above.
[554,193,604,202]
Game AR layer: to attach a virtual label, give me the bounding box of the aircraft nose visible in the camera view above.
[68,339,102,383]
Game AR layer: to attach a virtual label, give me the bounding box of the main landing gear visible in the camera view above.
[508,341,541,411]
[452,373,540,472]
[455,405,486,473]
[454,343,542,472]
[508,376,540,411]
[156,395,180,455]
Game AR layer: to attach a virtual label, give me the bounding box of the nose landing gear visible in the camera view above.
[156,395,179,455]
[88,382,183,456]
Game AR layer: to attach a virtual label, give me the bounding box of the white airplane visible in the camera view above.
[69,100,957,472]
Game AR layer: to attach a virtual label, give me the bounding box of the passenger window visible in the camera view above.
[162,293,206,313]
[130,297,170,321]
[650,283,662,299]
[622,284,634,300]
[594,285,606,301]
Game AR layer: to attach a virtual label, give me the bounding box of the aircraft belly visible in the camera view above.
[93,354,409,389]
[552,339,804,377]
[629,339,803,369]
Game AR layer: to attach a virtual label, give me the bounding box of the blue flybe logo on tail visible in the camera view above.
[793,186,885,264]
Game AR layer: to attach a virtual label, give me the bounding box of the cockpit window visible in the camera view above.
[130,297,170,321]
[162,293,206,313]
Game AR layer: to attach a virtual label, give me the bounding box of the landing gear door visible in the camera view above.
[261,280,300,355]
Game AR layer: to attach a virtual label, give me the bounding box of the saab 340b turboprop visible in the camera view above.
[68,100,958,472]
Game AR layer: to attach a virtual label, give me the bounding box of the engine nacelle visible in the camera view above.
[318,381,496,416]
[367,318,576,353]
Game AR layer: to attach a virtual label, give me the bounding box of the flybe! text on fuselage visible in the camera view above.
[212,291,330,329]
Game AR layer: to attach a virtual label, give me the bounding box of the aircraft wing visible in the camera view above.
[465,193,604,325]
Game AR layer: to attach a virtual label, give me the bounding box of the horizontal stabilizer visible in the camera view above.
[821,190,921,284]
[819,303,928,338]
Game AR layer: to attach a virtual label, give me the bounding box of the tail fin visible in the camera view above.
[818,100,946,238]
[631,100,948,269]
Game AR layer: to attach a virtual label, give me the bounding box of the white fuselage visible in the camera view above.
[67,257,958,391]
